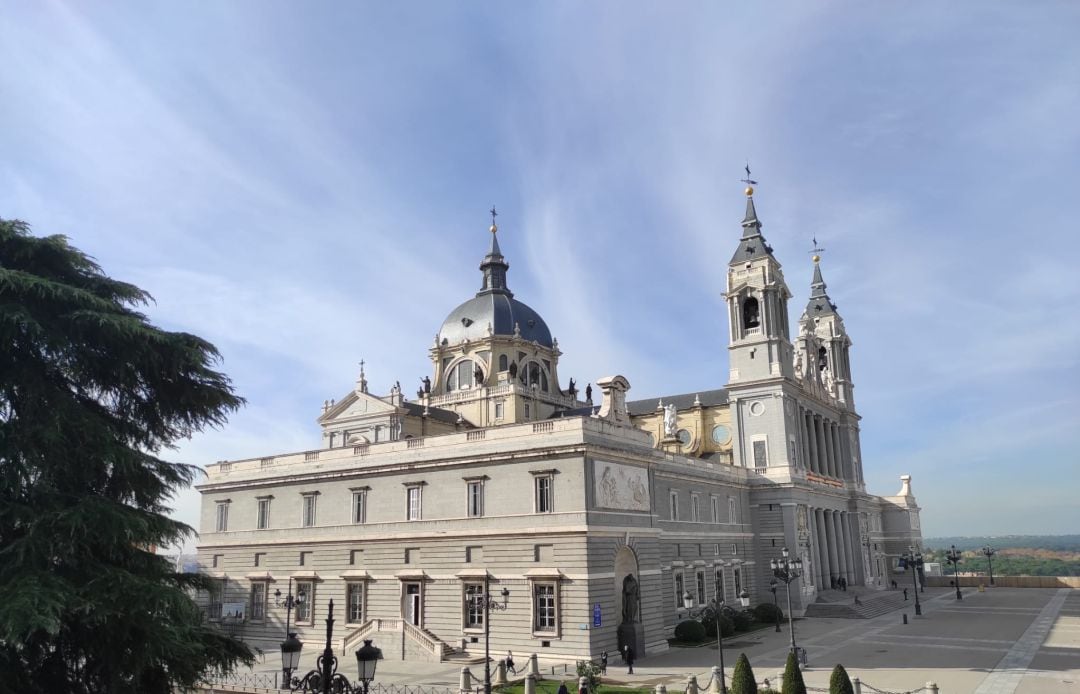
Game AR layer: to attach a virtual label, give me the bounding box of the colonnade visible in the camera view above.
[798,407,845,479]
[806,507,862,589]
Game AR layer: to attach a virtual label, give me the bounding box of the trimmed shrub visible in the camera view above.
[700,611,736,638]
[730,653,757,694]
[674,619,707,643]
[753,602,784,624]
[731,609,753,632]
[782,651,807,694]
[828,665,854,694]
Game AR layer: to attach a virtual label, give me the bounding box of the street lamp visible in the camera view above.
[293,599,363,693]
[768,579,781,632]
[981,546,996,586]
[770,547,803,655]
[468,581,510,694]
[899,548,924,616]
[275,579,307,687]
[682,587,745,694]
[946,545,964,600]
[354,639,382,694]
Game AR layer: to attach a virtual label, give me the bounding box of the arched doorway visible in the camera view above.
[614,546,643,657]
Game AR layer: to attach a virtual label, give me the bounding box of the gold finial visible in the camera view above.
[812,254,821,263]
[489,206,498,233]
[809,237,826,262]
[740,163,757,197]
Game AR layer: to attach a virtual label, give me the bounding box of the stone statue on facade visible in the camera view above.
[585,383,592,402]
[663,403,678,437]
[474,365,484,386]
[422,376,431,394]
[621,575,639,623]
[567,378,576,398]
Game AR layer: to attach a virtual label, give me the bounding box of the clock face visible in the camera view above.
[711,425,731,445]
[676,428,692,445]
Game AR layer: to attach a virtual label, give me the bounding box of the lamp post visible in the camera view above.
[275,579,307,688]
[770,547,803,654]
[981,546,996,586]
[768,579,781,633]
[469,581,510,694]
[293,599,373,693]
[946,545,964,600]
[682,588,747,694]
[354,639,381,694]
[899,548,923,616]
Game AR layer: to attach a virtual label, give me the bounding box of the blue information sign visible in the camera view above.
[592,603,602,627]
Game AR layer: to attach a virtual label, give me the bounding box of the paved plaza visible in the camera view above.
[242,587,1079,694]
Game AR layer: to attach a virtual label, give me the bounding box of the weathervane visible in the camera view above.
[809,237,826,261]
[740,163,758,186]
[490,206,498,225]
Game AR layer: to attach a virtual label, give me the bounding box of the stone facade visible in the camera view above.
[195,189,922,663]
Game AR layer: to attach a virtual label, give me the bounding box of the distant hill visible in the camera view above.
[923,535,1080,577]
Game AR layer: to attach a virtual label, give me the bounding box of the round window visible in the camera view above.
[711,425,731,445]
[749,401,765,416]
[676,429,692,445]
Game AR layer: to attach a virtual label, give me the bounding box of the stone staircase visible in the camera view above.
[804,589,910,619]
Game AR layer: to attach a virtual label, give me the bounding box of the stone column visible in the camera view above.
[832,424,845,480]
[801,409,812,471]
[815,416,829,477]
[847,513,864,586]
[824,510,839,588]
[808,414,820,474]
[835,512,850,586]
[460,668,473,694]
[816,508,829,588]
[807,506,821,590]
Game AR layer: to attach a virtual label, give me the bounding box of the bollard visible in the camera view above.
[460,667,473,694]
[685,674,699,694]
[903,613,908,624]
[655,686,667,694]
[528,653,540,678]
[710,666,722,694]
[524,675,537,694]
[926,682,938,694]
[852,677,861,694]
[494,660,508,686]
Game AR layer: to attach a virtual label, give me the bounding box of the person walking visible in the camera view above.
[505,651,516,675]
[558,683,569,694]
[600,651,608,675]
[623,645,635,675]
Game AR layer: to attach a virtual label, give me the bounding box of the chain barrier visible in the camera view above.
[369,683,458,694]
[860,683,932,694]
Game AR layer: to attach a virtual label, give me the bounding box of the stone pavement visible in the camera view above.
[238,587,1080,694]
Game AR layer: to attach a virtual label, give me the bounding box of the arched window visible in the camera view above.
[818,346,829,372]
[519,361,549,392]
[445,360,477,392]
[498,354,508,371]
[743,297,760,329]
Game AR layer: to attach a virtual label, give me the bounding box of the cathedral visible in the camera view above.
[196,185,923,663]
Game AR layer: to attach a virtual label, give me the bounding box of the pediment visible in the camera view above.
[317,390,397,425]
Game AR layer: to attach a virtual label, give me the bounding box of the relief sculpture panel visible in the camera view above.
[594,461,650,511]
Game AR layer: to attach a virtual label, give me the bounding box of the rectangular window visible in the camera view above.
[713,543,720,556]
[299,551,311,566]
[534,544,554,563]
[404,548,419,564]
[464,583,484,629]
[669,491,679,521]
[352,491,367,524]
[535,476,553,514]
[715,569,726,601]
[494,402,504,419]
[752,439,768,470]
[466,546,483,563]
[696,570,706,605]
[467,481,484,517]
[294,581,314,623]
[257,498,270,530]
[690,494,700,522]
[729,497,738,524]
[215,502,230,532]
[302,494,317,528]
[254,552,265,567]
[208,579,224,620]
[524,403,531,420]
[249,582,267,621]
[673,571,685,608]
[407,487,422,520]
[212,554,223,568]
[711,496,720,523]
[733,567,742,597]
[350,549,363,565]
[533,583,556,632]
[732,543,738,555]
[346,583,364,623]
[789,438,798,466]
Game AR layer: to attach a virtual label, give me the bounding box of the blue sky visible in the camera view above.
[3,2,1079,548]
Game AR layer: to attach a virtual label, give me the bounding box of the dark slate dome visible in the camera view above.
[438,223,554,348]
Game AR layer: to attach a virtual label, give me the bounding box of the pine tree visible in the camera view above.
[731,652,758,694]
[828,665,854,694]
[781,651,807,694]
[0,219,255,693]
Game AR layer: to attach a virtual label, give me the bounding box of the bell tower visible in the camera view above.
[725,184,794,384]
[796,255,855,409]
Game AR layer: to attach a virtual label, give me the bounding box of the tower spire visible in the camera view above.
[478,206,511,296]
[729,166,775,264]
[806,240,835,311]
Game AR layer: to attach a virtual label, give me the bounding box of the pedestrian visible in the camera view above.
[600,651,608,675]
[841,577,847,591]
[830,575,837,589]
[903,588,908,601]
[854,595,861,606]
[505,651,516,675]
[624,644,635,675]
[558,683,569,694]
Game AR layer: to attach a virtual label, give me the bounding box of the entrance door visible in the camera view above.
[404,583,422,626]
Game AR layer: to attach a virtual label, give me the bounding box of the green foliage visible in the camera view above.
[781,652,806,694]
[0,220,254,693]
[674,619,707,642]
[753,602,783,623]
[732,608,754,632]
[576,660,601,691]
[828,665,854,694]
[700,610,735,637]
[730,653,757,694]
